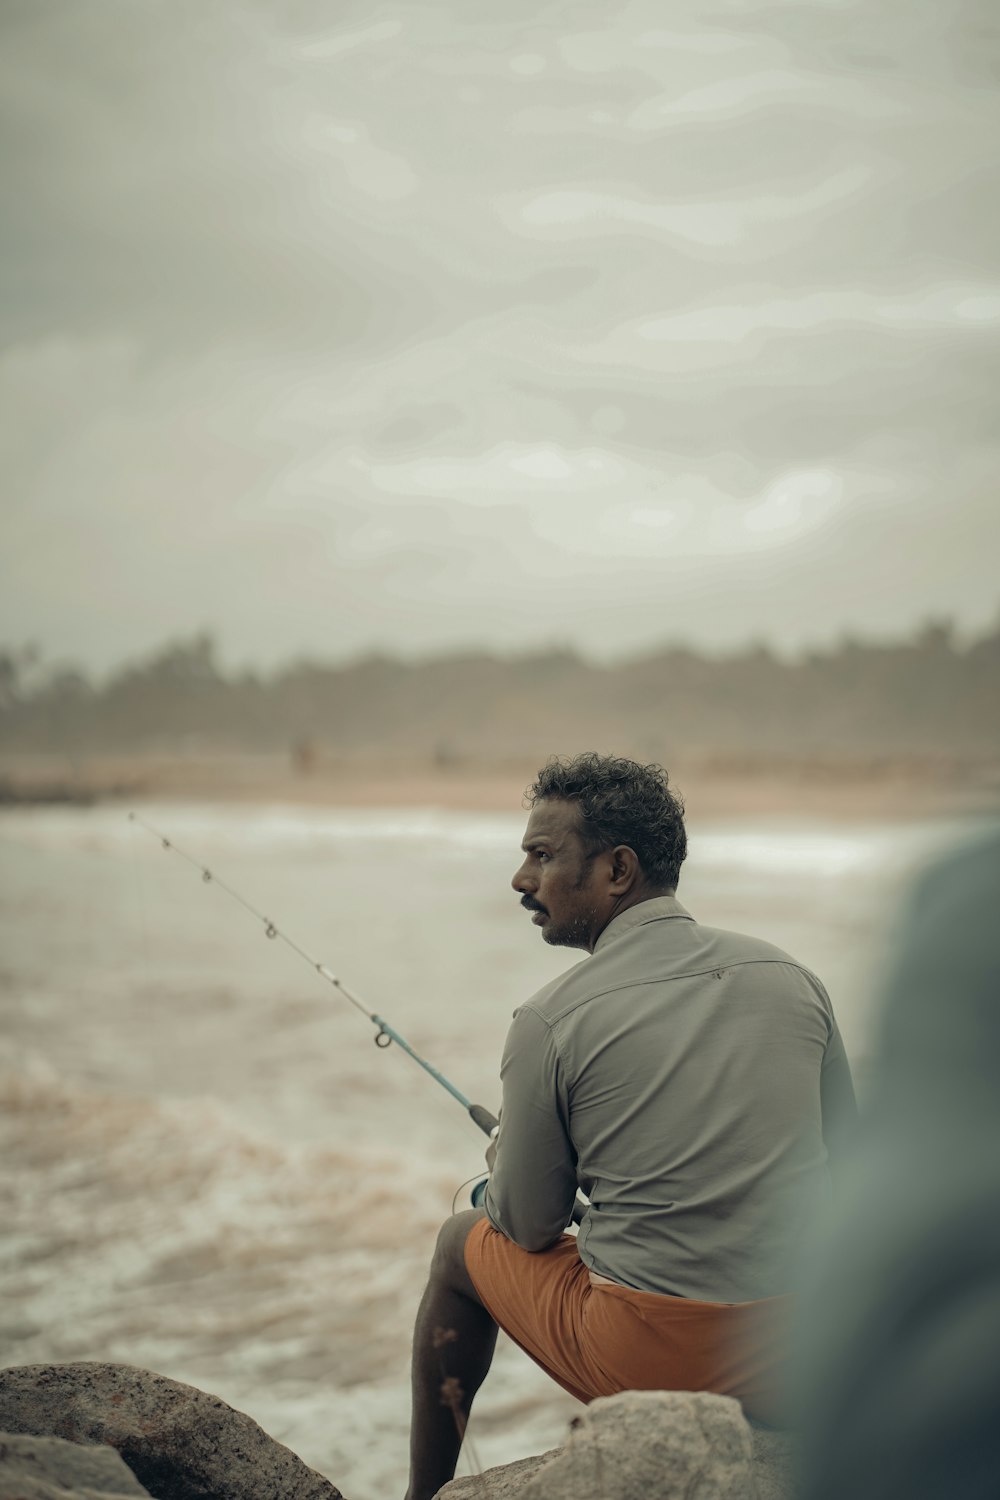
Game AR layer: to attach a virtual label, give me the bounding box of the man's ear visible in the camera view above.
[608,844,640,893]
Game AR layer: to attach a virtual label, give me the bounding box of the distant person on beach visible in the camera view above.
[794,827,1000,1500]
[404,753,857,1500]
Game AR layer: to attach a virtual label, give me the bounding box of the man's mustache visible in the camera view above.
[520,896,546,914]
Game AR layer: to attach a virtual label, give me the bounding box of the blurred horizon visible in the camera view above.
[3,602,1000,682]
[3,616,998,771]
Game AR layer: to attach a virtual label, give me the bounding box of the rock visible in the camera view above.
[0,1430,152,1498]
[0,1364,343,1500]
[520,1392,752,1500]
[439,1393,796,1500]
[440,1451,557,1500]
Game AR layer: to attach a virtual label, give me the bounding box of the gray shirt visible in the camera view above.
[485,896,856,1302]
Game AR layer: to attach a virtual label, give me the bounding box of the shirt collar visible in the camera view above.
[593,894,694,955]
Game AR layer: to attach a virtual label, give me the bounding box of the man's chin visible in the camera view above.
[541,921,589,951]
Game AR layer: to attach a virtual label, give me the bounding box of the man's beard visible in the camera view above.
[541,905,599,950]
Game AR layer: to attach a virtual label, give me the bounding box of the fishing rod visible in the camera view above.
[127,812,499,1140]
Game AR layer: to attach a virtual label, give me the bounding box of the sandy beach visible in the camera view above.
[2,749,999,822]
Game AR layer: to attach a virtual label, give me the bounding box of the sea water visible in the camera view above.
[0,801,971,1498]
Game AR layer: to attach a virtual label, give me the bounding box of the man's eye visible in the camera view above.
[536,851,551,862]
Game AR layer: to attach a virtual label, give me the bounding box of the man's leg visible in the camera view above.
[406,1209,498,1500]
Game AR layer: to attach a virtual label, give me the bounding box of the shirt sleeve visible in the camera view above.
[484,1003,578,1251]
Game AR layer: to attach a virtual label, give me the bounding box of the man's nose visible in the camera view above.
[511,860,533,893]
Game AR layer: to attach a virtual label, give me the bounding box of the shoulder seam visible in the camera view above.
[535,957,829,1025]
[514,1002,571,1102]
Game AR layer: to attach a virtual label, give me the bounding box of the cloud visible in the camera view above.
[555,22,760,76]
[504,166,875,251]
[301,117,419,202]
[1,0,998,672]
[293,17,404,61]
[361,442,633,498]
[625,70,906,129]
[635,284,1000,344]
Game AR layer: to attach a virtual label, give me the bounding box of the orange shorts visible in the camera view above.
[464,1219,791,1426]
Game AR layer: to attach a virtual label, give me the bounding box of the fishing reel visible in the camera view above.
[470,1177,489,1208]
[468,1114,499,1209]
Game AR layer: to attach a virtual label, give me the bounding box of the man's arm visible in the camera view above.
[484,1004,578,1251]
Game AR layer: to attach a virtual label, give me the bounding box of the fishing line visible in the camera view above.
[127,812,499,1139]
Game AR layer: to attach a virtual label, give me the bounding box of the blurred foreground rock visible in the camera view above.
[0,1363,342,1500]
[439,1391,795,1500]
[0,1430,153,1498]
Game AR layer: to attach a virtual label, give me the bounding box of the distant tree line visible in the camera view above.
[1,619,998,762]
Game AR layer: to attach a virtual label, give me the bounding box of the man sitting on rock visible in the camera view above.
[405,753,857,1500]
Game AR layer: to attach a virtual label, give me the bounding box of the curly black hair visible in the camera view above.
[526,752,687,890]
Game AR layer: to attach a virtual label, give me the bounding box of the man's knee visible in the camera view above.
[429,1209,485,1300]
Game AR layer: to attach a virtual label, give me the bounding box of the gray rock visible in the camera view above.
[439,1394,796,1500]
[520,1392,752,1500]
[0,1363,342,1500]
[0,1429,152,1499]
[440,1451,557,1500]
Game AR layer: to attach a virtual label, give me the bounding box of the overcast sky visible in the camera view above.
[2,0,999,674]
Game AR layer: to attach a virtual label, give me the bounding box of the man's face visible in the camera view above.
[511,798,607,951]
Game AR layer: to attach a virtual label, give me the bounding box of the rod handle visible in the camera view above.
[468,1102,499,1136]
